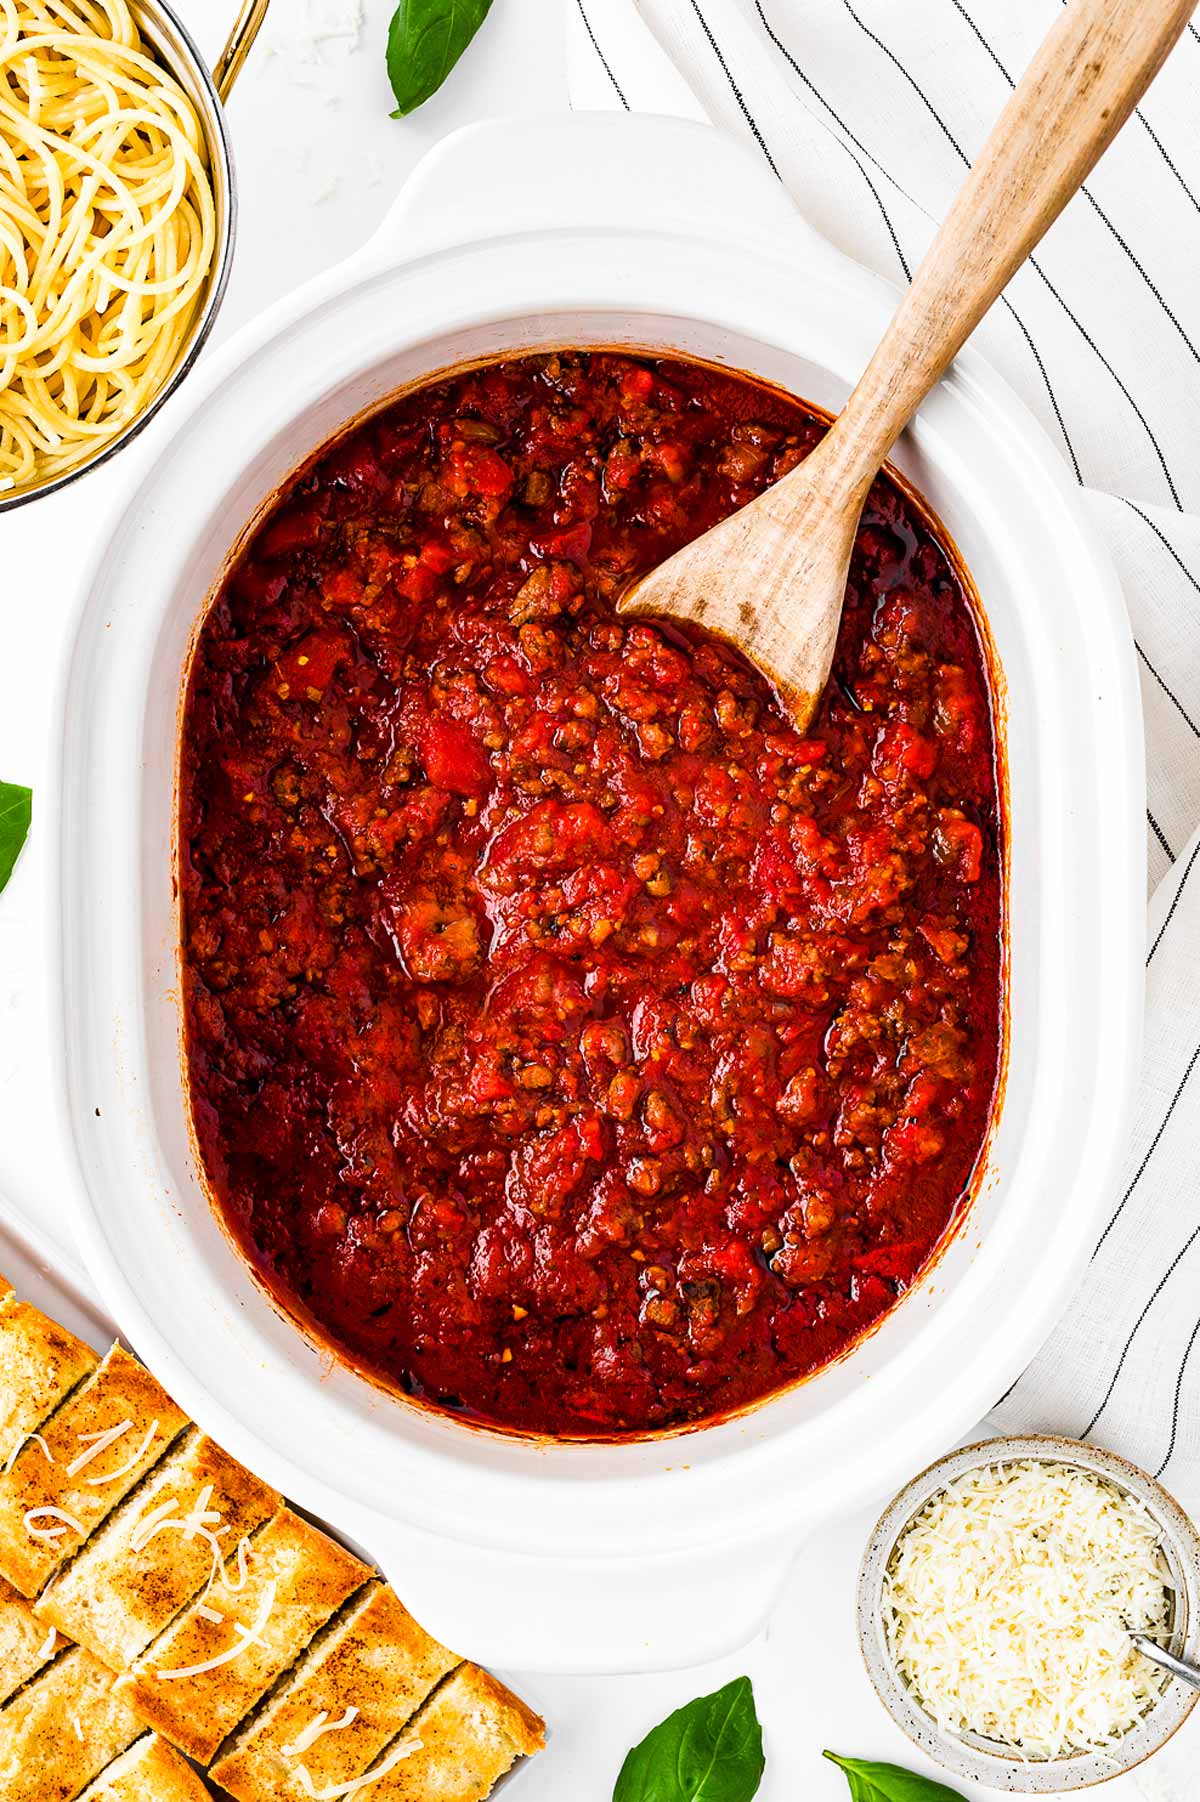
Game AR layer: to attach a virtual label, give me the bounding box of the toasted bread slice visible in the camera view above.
[0,1299,96,1455]
[117,1506,369,1762]
[0,1572,60,1705]
[0,1643,143,1802]
[366,1665,545,1802]
[0,1273,13,1308]
[37,1429,280,1670]
[211,1580,460,1802]
[0,1345,189,1598]
[77,1732,212,1801]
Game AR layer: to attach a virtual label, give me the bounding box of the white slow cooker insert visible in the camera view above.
[56,114,1143,1671]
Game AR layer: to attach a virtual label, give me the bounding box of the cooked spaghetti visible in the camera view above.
[0,0,217,495]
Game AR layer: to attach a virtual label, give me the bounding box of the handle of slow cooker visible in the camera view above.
[363,111,816,266]
[354,1513,804,1675]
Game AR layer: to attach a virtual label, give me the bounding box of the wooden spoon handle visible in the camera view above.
[823,0,1196,494]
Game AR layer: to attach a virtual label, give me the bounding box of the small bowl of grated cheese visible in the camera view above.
[857,1436,1200,1791]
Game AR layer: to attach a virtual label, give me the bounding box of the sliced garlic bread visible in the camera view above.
[77,1731,212,1801]
[0,1345,188,1597]
[368,1665,546,1802]
[37,1429,279,1669]
[0,1643,143,1802]
[118,1506,369,1762]
[0,1300,96,1456]
[0,1572,59,1705]
[211,1579,460,1801]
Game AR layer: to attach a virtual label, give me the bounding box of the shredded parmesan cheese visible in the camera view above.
[3,1431,55,1475]
[23,1505,84,1542]
[883,1460,1174,1760]
[292,1734,422,1799]
[66,1420,134,1477]
[182,1483,217,1540]
[131,1485,228,1602]
[84,1419,158,1487]
[155,1580,277,1682]
[130,1497,181,1548]
[227,1535,252,1592]
[282,1706,360,1758]
[73,1715,83,1741]
[35,1626,56,1660]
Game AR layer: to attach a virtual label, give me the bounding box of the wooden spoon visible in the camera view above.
[621,0,1197,728]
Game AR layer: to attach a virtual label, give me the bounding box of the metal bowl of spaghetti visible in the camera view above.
[0,0,267,510]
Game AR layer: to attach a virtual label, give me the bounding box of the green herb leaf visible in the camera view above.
[386,0,495,117]
[823,1751,969,1802]
[613,1676,765,1802]
[0,782,31,894]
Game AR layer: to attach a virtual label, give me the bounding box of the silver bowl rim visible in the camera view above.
[856,1433,1200,1793]
[0,0,237,515]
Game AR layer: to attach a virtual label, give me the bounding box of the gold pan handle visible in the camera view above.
[213,0,270,103]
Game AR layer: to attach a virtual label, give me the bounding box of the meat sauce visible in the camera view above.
[180,352,1003,1437]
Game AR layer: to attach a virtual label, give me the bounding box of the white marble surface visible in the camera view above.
[0,2,1191,1795]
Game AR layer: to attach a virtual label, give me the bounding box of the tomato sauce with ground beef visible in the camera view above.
[180,351,1003,1438]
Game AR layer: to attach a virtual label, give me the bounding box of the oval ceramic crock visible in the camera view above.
[54,112,1144,1672]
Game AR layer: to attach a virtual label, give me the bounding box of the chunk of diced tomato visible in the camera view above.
[394,563,436,605]
[750,828,802,905]
[447,442,514,501]
[791,812,840,873]
[418,536,458,575]
[885,1117,945,1165]
[934,811,984,883]
[531,522,592,564]
[322,568,362,610]
[620,366,655,403]
[647,440,688,483]
[416,718,492,796]
[323,437,385,492]
[258,502,325,559]
[876,720,938,780]
[484,655,533,697]
[277,631,347,696]
[792,738,828,766]
[918,920,967,964]
[854,1241,925,1285]
[485,799,614,879]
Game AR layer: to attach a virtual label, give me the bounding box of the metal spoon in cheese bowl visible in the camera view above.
[1129,1632,1200,1690]
[621,0,1197,727]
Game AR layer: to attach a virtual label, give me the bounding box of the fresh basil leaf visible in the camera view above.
[387,0,495,117]
[823,1750,968,1802]
[613,1676,765,1802]
[0,782,31,894]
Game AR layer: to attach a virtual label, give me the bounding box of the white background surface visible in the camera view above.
[0,2,1190,1796]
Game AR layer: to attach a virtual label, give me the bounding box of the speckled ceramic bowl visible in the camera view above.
[857,1435,1200,1791]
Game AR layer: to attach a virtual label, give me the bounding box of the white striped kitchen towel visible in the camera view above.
[567,0,1200,1586]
